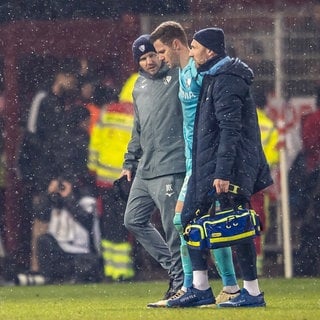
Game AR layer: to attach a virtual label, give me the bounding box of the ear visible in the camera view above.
[207,49,217,58]
[172,38,180,50]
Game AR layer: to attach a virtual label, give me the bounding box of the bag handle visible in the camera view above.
[208,183,241,197]
[207,184,251,216]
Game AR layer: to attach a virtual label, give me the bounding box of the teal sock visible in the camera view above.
[180,235,193,289]
[174,212,193,289]
[211,247,238,286]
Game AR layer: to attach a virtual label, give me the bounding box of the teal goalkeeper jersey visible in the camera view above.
[178,58,203,173]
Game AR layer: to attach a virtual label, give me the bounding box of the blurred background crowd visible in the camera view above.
[0,0,320,284]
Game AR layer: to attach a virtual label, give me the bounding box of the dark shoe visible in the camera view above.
[218,288,266,308]
[167,287,215,307]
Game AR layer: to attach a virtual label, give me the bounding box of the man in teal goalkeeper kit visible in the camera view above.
[149,21,240,307]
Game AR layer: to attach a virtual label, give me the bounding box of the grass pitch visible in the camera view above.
[0,278,319,319]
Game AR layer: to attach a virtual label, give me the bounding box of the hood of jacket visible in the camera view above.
[200,56,254,86]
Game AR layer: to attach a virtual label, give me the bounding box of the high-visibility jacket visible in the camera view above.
[88,102,134,186]
[85,102,101,134]
[256,108,279,167]
[119,73,139,103]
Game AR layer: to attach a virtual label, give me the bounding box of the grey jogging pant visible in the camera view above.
[124,173,184,290]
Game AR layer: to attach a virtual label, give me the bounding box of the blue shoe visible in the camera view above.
[218,288,266,308]
[167,287,215,307]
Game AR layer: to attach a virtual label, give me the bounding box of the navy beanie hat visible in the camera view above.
[132,34,156,64]
[193,28,226,55]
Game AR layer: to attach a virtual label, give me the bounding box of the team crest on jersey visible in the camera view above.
[163,76,172,85]
[140,79,147,89]
[186,77,192,88]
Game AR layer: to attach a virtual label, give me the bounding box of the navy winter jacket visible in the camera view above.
[182,57,273,226]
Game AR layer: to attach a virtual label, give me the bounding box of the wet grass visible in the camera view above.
[0,278,319,319]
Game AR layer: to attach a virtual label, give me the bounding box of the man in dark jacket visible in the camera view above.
[16,106,101,285]
[168,28,272,308]
[122,35,185,300]
[19,71,81,274]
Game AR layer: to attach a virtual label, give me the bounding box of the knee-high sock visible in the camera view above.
[174,212,192,289]
[211,247,238,287]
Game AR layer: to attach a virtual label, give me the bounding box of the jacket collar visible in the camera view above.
[197,53,226,73]
[139,62,168,79]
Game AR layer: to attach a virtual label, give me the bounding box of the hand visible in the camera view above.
[120,169,133,182]
[213,179,230,194]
